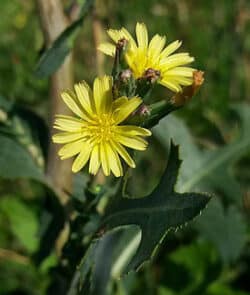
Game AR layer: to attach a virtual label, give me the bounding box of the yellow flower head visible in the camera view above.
[52,76,151,177]
[98,22,195,93]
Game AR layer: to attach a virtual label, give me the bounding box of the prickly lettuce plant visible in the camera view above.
[39,21,211,295]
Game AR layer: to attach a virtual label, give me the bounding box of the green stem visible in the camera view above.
[128,100,180,128]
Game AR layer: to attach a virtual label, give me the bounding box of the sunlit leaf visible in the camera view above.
[154,104,250,202]
[0,197,39,253]
[0,134,44,181]
[35,0,94,78]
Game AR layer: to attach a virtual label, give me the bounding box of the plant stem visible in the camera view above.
[36,0,74,204]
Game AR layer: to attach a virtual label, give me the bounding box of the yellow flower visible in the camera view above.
[98,22,195,93]
[52,76,151,177]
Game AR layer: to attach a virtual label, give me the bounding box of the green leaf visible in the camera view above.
[195,198,247,263]
[153,107,249,263]
[76,143,210,292]
[35,0,94,78]
[158,287,176,295]
[0,95,46,180]
[33,188,65,264]
[0,94,13,112]
[168,241,221,294]
[0,134,44,181]
[0,197,39,253]
[207,282,250,295]
[77,227,140,295]
[101,142,211,272]
[153,103,250,202]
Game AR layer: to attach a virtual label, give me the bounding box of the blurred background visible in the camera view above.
[0,0,250,294]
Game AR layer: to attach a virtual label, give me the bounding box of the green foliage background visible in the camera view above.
[0,0,250,294]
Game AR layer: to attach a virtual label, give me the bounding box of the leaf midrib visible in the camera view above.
[104,202,201,225]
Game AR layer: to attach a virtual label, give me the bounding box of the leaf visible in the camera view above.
[194,198,247,263]
[76,143,210,292]
[0,94,13,112]
[0,197,39,253]
[35,0,94,78]
[101,142,211,272]
[0,134,44,181]
[13,106,49,161]
[168,241,221,294]
[33,188,66,264]
[207,282,250,295]
[90,230,124,295]
[153,107,249,263]
[158,286,176,295]
[153,103,250,202]
[77,227,140,295]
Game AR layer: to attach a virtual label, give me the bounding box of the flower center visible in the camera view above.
[87,114,115,143]
[143,68,161,83]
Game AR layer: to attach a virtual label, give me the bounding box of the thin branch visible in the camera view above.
[92,1,105,76]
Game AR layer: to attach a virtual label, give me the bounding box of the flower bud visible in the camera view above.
[120,69,132,82]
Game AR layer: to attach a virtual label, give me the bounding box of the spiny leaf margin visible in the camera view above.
[100,141,211,273]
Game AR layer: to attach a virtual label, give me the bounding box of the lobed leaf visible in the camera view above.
[101,142,211,272]
[76,142,211,294]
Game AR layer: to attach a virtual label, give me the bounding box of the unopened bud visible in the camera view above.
[139,104,151,116]
[134,104,151,117]
[117,38,128,51]
[120,69,132,82]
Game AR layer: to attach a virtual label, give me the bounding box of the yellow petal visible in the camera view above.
[54,116,85,132]
[58,139,84,159]
[159,79,182,92]
[110,140,135,168]
[107,29,123,43]
[89,144,100,175]
[106,143,123,177]
[74,81,94,115]
[72,144,92,173]
[112,97,128,110]
[114,125,152,137]
[167,76,194,86]
[93,76,113,115]
[165,67,195,77]
[148,34,166,59]
[136,23,148,49]
[160,40,182,58]
[113,96,142,124]
[100,142,110,176]
[52,132,85,144]
[160,54,194,71]
[115,134,148,151]
[121,28,137,51]
[98,42,116,57]
[61,90,92,122]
